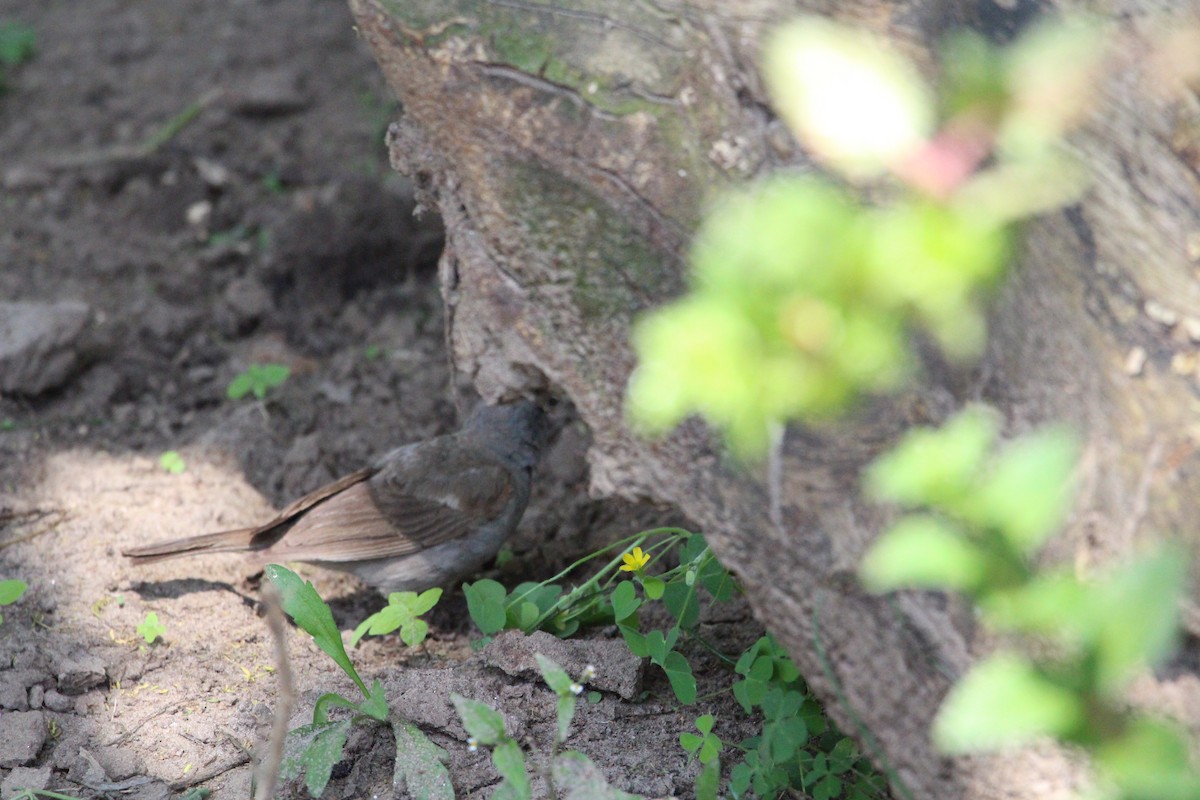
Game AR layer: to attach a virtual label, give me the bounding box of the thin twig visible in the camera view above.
[0,510,69,551]
[26,89,223,172]
[255,581,295,800]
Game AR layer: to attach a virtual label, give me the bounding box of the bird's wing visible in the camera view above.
[271,467,376,522]
[266,444,516,563]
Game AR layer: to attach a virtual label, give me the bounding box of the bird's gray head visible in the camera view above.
[462,400,545,468]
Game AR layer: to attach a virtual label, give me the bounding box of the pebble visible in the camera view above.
[0,301,91,395]
[229,67,309,116]
[42,689,74,713]
[223,275,273,324]
[0,710,47,768]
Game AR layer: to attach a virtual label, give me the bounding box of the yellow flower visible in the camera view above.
[620,546,651,573]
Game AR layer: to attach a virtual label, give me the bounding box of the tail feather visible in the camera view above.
[123,527,261,564]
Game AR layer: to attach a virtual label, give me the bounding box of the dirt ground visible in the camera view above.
[0,2,762,798]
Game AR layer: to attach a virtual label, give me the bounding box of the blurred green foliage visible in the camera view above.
[226,363,290,401]
[863,408,1197,796]
[628,16,1100,455]
[0,578,27,626]
[0,21,35,94]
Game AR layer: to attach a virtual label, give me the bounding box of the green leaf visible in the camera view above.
[618,622,648,657]
[412,587,443,615]
[535,653,573,695]
[680,732,703,755]
[662,651,697,705]
[933,653,1084,752]
[865,406,997,508]
[401,619,429,648]
[696,757,721,800]
[0,23,35,68]
[1094,717,1200,800]
[360,679,389,722]
[350,605,405,647]
[313,692,363,726]
[492,740,530,798]
[700,735,722,765]
[971,426,1078,553]
[642,576,665,600]
[644,630,669,663]
[978,570,1092,636]
[610,581,641,621]
[556,693,578,745]
[137,611,166,644]
[463,579,508,635]
[813,775,844,800]
[159,450,187,474]
[226,363,290,401]
[450,693,507,746]
[859,514,988,592]
[1091,547,1186,692]
[266,565,368,696]
[663,581,700,629]
[281,720,353,798]
[391,719,453,800]
[511,601,540,632]
[0,579,27,606]
[225,372,254,400]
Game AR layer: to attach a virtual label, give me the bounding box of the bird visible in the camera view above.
[124,400,544,594]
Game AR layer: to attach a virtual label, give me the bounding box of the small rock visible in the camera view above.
[42,689,73,713]
[1,766,51,798]
[193,156,231,189]
[1187,231,1200,263]
[0,669,40,711]
[92,745,144,781]
[229,67,309,116]
[223,275,273,324]
[1145,299,1180,327]
[28,684,44,710]
[123,780,172,800]
[186,199,213,229]
[0,301,91,395]
[0,710,47,767]
[1124,346,1148,377]
[2,165,51,191]
[1171,351,1198,376]
[68,747,110,787]
[57,654,106,695]
[482,630,643,700]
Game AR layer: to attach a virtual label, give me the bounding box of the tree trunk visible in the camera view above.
[347,0,1200,797]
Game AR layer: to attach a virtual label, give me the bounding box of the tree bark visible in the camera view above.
[347,1,1200,797]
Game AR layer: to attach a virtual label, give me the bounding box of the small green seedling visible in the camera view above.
[0,21,35,94]
[159,450,187,474]
[350,588,441,648]
[0,579,27,625]
[266,565,451,798]
[226,363,290,401]
[680,714,722,765]
[451,655,629,800]
[137,612,166,644]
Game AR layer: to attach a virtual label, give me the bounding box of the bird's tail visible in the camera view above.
[123,527,261,564]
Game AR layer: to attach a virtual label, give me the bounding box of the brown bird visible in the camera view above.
[124,400,544,594]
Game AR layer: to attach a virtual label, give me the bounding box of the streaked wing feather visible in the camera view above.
[268,482,477,562]
[271,467,375,522]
